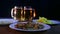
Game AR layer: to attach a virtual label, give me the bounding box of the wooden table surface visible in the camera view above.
[0,24,60,34]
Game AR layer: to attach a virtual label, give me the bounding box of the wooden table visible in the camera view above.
[0,24,60,34]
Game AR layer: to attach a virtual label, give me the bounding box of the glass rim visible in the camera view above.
[13,6,23,9]
[13,6,35,10]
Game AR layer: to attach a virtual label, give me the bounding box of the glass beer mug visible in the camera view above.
[11,6,36,22]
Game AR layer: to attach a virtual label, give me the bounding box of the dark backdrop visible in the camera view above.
[0,0,60,20]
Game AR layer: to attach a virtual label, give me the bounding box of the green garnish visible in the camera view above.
[37,17,52,24]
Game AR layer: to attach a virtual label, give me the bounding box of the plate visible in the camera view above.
[0,19,18,25]
[33,19,60,25]
[9,22,51,31]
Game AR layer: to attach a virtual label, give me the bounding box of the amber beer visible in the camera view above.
[24,9,34,21]
[11,6,35,22]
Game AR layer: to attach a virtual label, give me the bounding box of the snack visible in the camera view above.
[15,22,44,30]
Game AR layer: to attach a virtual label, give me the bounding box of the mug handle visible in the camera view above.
[11,8,14,18]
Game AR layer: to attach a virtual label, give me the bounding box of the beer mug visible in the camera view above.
[11,6,36,22]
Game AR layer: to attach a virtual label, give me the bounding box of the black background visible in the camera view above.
[0,0,60,20]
